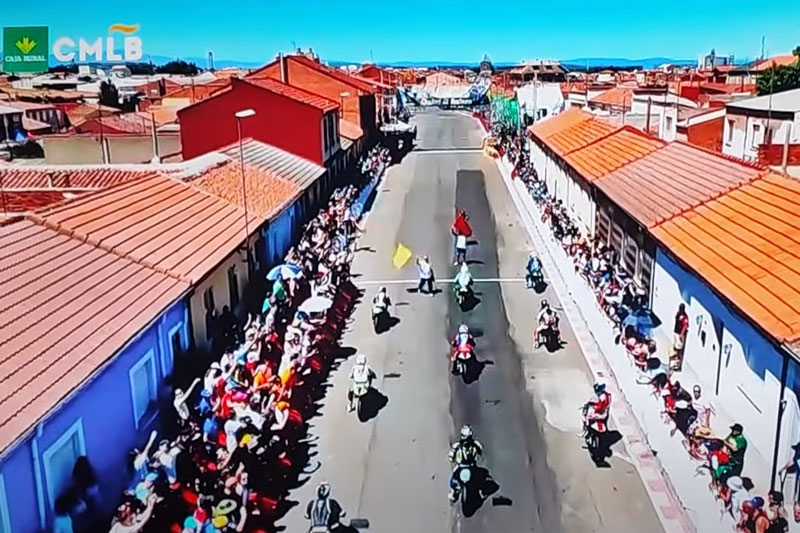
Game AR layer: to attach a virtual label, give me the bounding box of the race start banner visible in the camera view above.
[3,26,49,73]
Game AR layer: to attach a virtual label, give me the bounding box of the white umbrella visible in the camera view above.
[299,296,334,314]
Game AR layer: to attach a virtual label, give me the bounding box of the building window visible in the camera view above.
[203,288,215,340]
[665,115,673,132]
[727,119,734,143]
[228,266,240,310]
[0,474,10,533]
[129,350,158,429]
[42,419,86,509]
[751,124,761,148]
[163,322,184,375]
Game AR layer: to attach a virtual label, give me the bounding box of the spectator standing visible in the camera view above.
[670,303,689,372]
[416,255,435,295]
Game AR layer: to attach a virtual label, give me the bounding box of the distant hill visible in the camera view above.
[562,57,696,70]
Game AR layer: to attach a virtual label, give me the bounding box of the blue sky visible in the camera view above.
[4,0,799,64]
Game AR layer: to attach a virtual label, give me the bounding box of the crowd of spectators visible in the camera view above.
[508,133,786,532]
[100,146,392,533]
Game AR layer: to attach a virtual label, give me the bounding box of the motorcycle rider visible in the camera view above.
[305,481,345,532]
[347,354,376,412]
[448,425,484,502]
[454,263,474,297]
[451,324,476,374]
[534,299,560,347]
[372,287,391,322]
[584,382,612,433]
[525,252,543,289]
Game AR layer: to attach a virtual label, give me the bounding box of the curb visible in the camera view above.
[492,154,696,533]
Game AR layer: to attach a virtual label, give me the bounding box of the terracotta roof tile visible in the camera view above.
[242,78,338,113]
[595,141,764,228]
[33,173,254,283]
[528,108,593,140]
[588,87,634,109]
[0,166,159,189]
[565,126,666,182]
[0,219,188,455]
[544,117,618,156]
[652,174,800,344]
[163,80,231,102]
[249,55,377,94]
[191,161,300,219]
[0,190,89,213]
[340,120,363,140]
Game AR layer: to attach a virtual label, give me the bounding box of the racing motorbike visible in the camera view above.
[454,282,472,307]
[536,323,561,352]
[350,378,371,420]
[451,343,475,381]
[581,402,607,464]
[526,268,545,291]
[371,301,389,333]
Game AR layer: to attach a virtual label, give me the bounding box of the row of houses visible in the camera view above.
[528,107,800,482]
[0,51,394,533]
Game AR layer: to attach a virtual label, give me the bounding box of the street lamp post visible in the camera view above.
[234,109,256,256]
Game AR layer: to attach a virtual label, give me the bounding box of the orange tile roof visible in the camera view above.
[565,126,666,182]
[340,120,363,140]
[240,78,339,113]
[588,87,634,109]
[191,161,300,219]
[652,173,800,344]
[595,141,764,228]
[528,108,593,140]
[0,166,159,189]
[0,190,89,213]
[163,80,231,102]
[32,173,254,283]
[248,55,377,94]
[751,54,798,72]
[0,218,188,455]
[544,117,618,156]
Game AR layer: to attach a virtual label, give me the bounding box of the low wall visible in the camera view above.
[40,133,181,164]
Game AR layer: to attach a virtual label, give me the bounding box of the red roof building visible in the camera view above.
[247,54,377,136]
[76,112,153,135]
[588,87,635,112]
[178,77,341,165]
[357,64,399,87]
[0,165,161,189]
[0,218,189,456]
[564,126,666,182]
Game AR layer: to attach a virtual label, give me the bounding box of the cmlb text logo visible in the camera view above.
[53,23,143,63]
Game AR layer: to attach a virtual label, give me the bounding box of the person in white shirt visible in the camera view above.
[416,255,435,294]
[455,233,468,265]
[691,384,715,428]
[348,354,377,412]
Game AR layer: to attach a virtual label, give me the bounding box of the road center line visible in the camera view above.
[354,277,525,285]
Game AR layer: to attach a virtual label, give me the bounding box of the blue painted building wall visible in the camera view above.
[652,248,799,471]
[0,298,189,533]
[262,203,299,267]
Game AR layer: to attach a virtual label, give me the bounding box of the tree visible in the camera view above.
[99,80,121,108]
[49,64,78,74]
[126,62,156,76]
[155,60,199,76]
[757,46,800,96]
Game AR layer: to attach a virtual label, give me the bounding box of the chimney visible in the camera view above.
[279,53,287,84]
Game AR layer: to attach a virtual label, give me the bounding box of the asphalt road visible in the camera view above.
[278,110,663,533]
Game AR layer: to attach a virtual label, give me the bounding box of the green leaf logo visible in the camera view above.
[15,37,37,54]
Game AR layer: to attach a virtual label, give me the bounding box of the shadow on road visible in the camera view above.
[358,388,389,422]
[461,467,500,517]
[375,315,400,334]
[459,292,481,312]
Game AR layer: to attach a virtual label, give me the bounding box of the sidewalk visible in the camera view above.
[492,154,767,533]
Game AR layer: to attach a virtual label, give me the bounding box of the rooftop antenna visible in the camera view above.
[760,36,766,60]
[208,51,215,72]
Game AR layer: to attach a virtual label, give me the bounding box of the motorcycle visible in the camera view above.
[454,281,472,307]
[581,402,607,464]
[451,465,474,507]
[371,301,389,333]
[451,343,475,381]
[526,268,545,291]
[350,378,370,420]
[535,323,561,351]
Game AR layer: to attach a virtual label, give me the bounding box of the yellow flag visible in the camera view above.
[392,243,412,269]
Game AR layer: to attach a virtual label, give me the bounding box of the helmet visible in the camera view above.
[317,482,330,499]
[540,299,549,309]
[593,382,606,395]
[459,324,469,334]
[460,425,473,440]
[458,468,472,483]
[356,354,367,366]
[380,286,387,293]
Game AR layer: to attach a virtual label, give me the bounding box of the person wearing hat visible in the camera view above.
[737,495,769,533]
[726,476,754,522]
